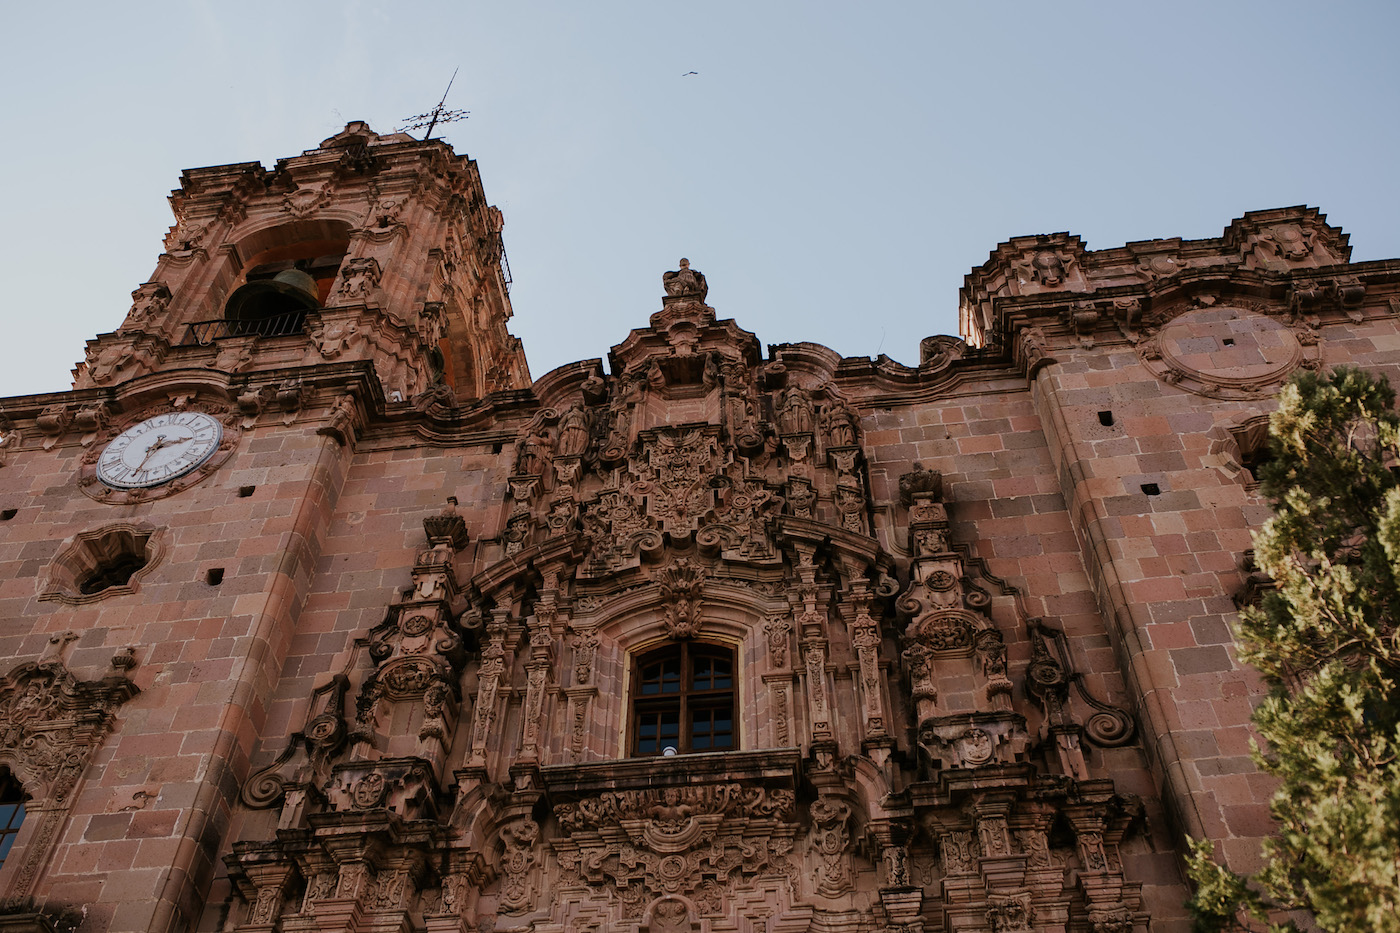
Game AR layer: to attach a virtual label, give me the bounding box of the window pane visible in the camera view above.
[693,655,732,690]
[659,710,680,741]
[0,804,22,867]
[641,657,682,695]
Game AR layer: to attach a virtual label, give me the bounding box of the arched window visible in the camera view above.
[631,642,735,756]
[0,768,26,869]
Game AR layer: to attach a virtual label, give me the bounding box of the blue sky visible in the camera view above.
[2,2,1397,397]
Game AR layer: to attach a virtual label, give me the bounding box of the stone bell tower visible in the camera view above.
[0,123,531,933]
[76,120,529,401]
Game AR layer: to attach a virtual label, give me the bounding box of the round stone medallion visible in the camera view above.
[1141,306,1317,399]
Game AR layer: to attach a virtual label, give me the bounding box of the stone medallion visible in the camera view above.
[1139,306,1318,399]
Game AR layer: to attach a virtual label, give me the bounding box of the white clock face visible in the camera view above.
[97,412,224,489]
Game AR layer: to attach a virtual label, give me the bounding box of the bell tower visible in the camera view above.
[0,124,533,930]
[77,121,529,400]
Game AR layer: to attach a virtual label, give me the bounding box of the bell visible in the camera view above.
[224,268,322,335]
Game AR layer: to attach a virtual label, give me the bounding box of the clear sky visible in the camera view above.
[1,2,1397,398]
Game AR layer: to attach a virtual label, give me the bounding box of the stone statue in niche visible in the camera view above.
[318,393,359,446]
[0,424,18,468]
[555,405,590,458]
[777,386,815,436]
[662,258,708,300]
[515,426,551,476]
[822,399,860,448]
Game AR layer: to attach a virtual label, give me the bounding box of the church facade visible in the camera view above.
[0,124,1393,933]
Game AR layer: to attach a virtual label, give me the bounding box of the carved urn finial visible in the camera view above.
[663,257,708,301]
[423,496,469,549]
[898,463,943,508]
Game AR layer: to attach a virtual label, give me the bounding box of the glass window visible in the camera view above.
[631,643,736,756]
[0,771,25,868]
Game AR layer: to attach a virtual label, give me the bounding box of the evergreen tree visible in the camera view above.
[1186,366,1400,932]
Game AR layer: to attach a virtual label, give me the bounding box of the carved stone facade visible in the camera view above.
[1,129,1398,932]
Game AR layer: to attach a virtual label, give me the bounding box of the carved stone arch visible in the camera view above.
[847,755,898,820]
[0,656,138,900]
[0,750,43,808]
[594,591,760,761]
[212,217,357,330]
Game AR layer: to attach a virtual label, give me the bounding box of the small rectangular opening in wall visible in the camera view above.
[0,509,15,521]
[1222,338,1235,347]
[206,568,225,586]
[1141,483,1161,496]
[1098,410,1114,426]
[237,485,256,498]
[492,443,503,455]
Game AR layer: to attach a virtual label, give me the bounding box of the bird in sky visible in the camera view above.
[682,71,698,76]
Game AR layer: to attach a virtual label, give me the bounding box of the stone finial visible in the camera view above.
[662,258,708,301]
[898,463,942,507]
[423,497,469,549]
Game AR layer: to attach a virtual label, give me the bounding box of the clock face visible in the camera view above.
[97,412,224,489]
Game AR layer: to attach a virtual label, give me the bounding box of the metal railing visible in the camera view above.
[185,312,307,345]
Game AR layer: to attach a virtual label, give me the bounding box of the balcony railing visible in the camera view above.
[185,312,307,345]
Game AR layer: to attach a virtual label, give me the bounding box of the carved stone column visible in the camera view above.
[465,610,511,771]
[846,580,889,745]
[357,499,470,773]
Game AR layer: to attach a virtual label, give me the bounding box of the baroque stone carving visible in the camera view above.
[0,657,139,898]
[123,282,172,330]
[809,797,853,897]
[337,256,382,299]
[552,781,797,915]
[777,386,815,437]
[499,818,540,912]
[662,258,708,301]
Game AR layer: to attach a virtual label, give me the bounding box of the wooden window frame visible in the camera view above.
[630,641,736,757]
[0,769,26,870]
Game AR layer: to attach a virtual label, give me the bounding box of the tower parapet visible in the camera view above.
[78,121,529,402]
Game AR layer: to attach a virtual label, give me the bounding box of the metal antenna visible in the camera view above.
[400,69,470,140]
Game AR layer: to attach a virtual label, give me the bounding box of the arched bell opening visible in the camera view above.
[222,234,349,337]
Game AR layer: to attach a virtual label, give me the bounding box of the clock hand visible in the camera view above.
[136,434,179,470]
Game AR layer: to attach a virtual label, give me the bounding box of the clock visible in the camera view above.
[97,412,224,488]
[79,402,241,505]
